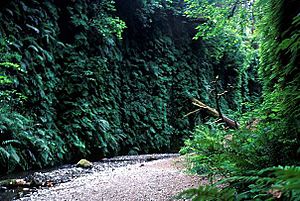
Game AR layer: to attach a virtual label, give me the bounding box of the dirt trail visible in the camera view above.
[17,157,205,201]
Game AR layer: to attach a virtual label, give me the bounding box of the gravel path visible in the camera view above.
[17,156,205,201]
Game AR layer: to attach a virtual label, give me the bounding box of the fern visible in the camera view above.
[0,147,10,161]
[1,140,22,146]
[274,166,300,192]
[176,185,236,201]
[176,166,300,200]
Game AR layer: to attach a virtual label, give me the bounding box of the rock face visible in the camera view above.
[76,159,93,169]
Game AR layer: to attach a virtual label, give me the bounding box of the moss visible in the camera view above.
[76,159,93,168]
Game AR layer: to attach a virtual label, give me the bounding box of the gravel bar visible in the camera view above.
[2,154,206,201]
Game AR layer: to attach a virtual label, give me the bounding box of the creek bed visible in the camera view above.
[0,153,179,201]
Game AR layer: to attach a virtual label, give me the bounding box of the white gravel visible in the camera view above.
[18,157,206,201]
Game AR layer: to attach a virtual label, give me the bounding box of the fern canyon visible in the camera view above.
[0,0,299,200]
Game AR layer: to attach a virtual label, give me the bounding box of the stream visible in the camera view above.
[0,153,179,201]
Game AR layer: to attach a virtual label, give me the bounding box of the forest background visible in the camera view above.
[0,0,260,173]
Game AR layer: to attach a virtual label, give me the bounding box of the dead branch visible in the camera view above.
[183,108,201,118]
[185,98,240,129]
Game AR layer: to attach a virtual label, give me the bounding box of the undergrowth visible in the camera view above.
[178,0,299,200]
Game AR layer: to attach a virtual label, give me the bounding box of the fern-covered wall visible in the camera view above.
[257,0,300,164]
[0,0,258,173]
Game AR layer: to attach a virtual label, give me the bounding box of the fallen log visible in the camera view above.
[185,98,239,129]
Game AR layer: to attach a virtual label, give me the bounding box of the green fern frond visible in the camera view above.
[176,185,236,201]
[1,139,22,146]
[0,62,20,70]
[275,166,300,192]
[0,147,10,160]
[6,145,20,168]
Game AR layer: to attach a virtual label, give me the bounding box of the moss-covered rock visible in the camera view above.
[76,159,93,168]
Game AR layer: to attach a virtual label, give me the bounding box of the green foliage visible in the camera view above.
[183,0,261,110]
[0,0,127,172]
[183,0,254,58]
[179,123,300,200]
[225,166,300,200]
[176,185,236,201]
[184,0,252,38]
[180,125,235,176]
[177,166,300,200]
[257,0,300,149]
[180,0,299,200]
[180,105,299,199]
[0,37,32,172]
[180,122,274,178]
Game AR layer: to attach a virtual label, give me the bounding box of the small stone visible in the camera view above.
[76,159,93,168]
[0,186,7,191]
